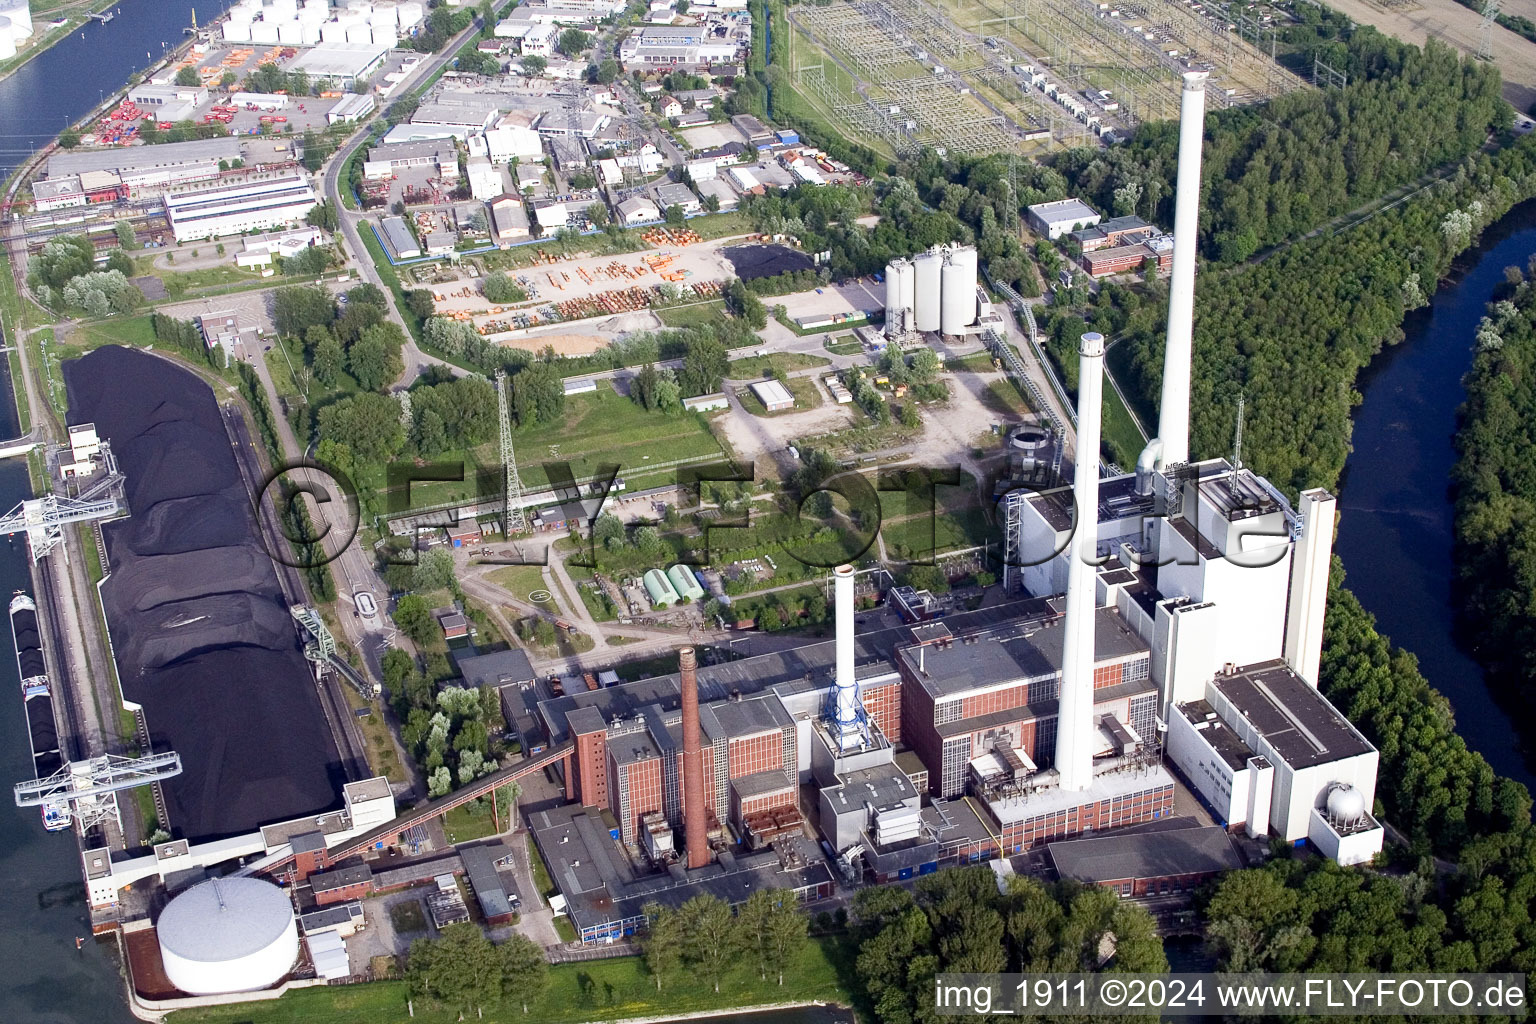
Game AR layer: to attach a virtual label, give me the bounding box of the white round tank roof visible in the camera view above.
[157,877,294,964]
[1327,785,1367,822]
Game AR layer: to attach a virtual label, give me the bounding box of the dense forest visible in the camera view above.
[1074,137,1536,492]
[1054,30,1506,262]
[1452,270,1536,711]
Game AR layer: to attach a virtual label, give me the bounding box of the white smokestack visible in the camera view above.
[1056,332,1106,792]
[1283,488,1336,686]
[1156,71,1208,467]
[833,564,863,750]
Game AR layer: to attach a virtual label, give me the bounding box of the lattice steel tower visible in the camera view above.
[1479,0,1503,62]
[496,369,526,535]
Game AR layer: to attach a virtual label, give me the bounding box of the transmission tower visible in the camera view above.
[496,369,526,536]
[1479,0,1502,62]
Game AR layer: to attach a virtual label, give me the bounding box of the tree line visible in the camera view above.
[1452,267,1536,735]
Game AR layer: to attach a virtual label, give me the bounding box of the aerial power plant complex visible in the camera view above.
[3,0,1421,1002]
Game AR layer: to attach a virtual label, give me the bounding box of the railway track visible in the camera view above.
[220,402,370,782]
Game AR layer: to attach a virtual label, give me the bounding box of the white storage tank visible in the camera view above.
[397,2,424,28]
[0,18,15,60]
[319,20,347,42]
[371,4,400,27]
[298,20,321,43]
[345,22,373,43]
[912,249,943,333]
[156,878,298,996]
[371,23,397,47]
[940,255,975,335]
[222,20,252,42]
[884,257,915,331]
[277,20,304,44]
[250,19,281,44]
[0,0,31,39]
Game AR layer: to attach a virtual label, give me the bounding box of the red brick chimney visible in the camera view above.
[679,646,710,869]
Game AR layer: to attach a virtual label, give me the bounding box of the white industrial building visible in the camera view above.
[884,243,987,337]
[466,155,502,200]
[164,174,320,243]
[1026,198,1102,240]
[127,84,209,123]
[326,92,377,124]
[284,42,390,88]
[1001,73,1382,867]
[155,877,298,995]
[618,25,746,69]
[482,123,543,161]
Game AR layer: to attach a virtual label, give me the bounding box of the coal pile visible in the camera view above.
[722,244,814,281]
[64,346,342,840]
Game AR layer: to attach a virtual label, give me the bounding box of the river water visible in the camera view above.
[1334,199,1536,792]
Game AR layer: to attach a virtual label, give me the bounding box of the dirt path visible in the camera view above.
[1325,0,1536,111]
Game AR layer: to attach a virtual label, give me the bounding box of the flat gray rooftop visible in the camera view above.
[898,605,1148,701]
[47,137,244,178]
[1048,823,1242,882]
[1176,699,1255,771]
[1214,660,1372,770]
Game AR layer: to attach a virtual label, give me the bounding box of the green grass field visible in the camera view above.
[442,800,503,844]
[881,506,995,561]
[1100,377,1148,469]
[655,298,726,328]
[487,565,556,610]
[165,940,850,1024]
[65,315,158,350]
[726,351,830,378]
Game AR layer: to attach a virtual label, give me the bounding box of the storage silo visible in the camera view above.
[940,256,973,336]
[319,20,348,42]
[277,20,303,44]
[0,0,31,39]
[249,18,281,44]
[884,257,915,333]
[912,249,942,333]
[397,2,424,29]
[0,19,15,60]
[371,23,398,47]
[156,878,298,996]
[371,4,400,27]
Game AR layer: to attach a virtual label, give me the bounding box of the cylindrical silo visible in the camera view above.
[345,22,373,43]
[371,4,400,27]
[298,20,320,43]
[397,2,424,29]
[250,18,281,44]
[883,257,914,332]
[277,20,303,44]
[371,23,397,46]
[156,878,298,996]
[319,20,347,42]
[0,0,31,39]
[940,257,973,336]
[0,20,15,60]
[912,249,942,333]
[222,19,252,42]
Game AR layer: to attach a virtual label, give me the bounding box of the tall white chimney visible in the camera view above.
[1056,332,1107,793]
[1156,71,1208,467]
[1283,488,1336,686]
[832,564,864,750]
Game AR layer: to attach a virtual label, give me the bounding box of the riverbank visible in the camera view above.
[164,940,854,1024]
[0,0,125,84]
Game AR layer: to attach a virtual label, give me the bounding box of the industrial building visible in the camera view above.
[750,378,795,411]
[126,83,209,123]
[1048,824,1243,896]
[283,42,391,88]
[1003,73,1384,866]
[1026,198,1102,240]
[617,24,748,69]
[489,193,531,246]
[163,173,320,243]
[45,137,244,192]
[363,138,458,179]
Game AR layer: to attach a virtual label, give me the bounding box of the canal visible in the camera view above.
[1334,198,1536,792]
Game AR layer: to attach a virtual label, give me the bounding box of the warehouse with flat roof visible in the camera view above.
[46,137,244,191]
[163,174,319,242]
[285,42,389,88]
